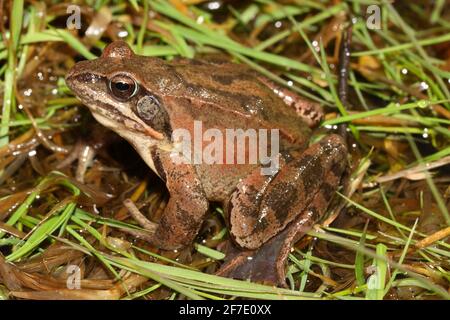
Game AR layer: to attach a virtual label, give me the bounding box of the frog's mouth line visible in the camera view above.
[77,92,142,131]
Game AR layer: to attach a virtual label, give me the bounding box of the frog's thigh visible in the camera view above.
[229,134,347,250]
[154,154,209,250]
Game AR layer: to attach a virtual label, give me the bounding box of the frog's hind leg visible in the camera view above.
[216,178,340,287]
[228,134,347,251]
[217,134,348,286]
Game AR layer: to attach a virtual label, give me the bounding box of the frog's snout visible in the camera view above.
[65,69,77,90]
[65,64,84,91]
[65,66,75,81]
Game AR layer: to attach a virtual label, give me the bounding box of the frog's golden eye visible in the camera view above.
[108,74,138,101]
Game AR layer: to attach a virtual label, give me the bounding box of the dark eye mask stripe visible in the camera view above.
[94,100,145,131]
[76,74,146,134]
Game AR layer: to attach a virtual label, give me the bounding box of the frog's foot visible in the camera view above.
[119,198,159,244]
[121,151,209,251]
[216,183,336,287]
[120,197,204,250]
[215,226,295,287]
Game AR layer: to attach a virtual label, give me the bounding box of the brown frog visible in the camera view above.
[66,41,348,287]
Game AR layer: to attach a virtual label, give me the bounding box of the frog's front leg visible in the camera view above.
[217,134,348,286]
[147,150,209,250]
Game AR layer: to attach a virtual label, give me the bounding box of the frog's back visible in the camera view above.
[157,58,312,145]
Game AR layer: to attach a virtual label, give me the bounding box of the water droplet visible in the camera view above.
[207,1,221,10]
[23,88,33,97]
[118,30,128,38]
[312,40,320,52]
[419,81,429,91]
[418,100,429,108]
[196,16,204,24]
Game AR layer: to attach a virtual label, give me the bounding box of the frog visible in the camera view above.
[66,41,348,287]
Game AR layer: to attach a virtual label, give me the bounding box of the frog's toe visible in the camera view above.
[215,236,289,287]
[216,214,310,287]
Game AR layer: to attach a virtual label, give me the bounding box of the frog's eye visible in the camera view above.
[108,74,138,101]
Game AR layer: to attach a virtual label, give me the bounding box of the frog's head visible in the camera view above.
[66,41,172,142]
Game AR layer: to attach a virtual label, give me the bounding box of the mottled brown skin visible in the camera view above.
[217,136,348,284]
[66,41,348,287]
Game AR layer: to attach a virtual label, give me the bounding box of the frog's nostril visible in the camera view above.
[66,70,73,81]
[67,72,103,87]
[65,67,79,84]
